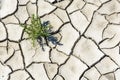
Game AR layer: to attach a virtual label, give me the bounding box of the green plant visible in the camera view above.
[21,14,62,51]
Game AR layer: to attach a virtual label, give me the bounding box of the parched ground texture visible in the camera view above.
[0,0,120,80]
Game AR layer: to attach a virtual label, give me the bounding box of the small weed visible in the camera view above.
[20,14,62,51]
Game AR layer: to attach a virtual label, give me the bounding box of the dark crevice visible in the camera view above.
[109,22,120,25]
[45,0,73,10]
[113,72,116,80]
[89,55,107,69]
[54,55,71,80]
[0,21,8,41]
[8,69,24,80]
[102,71,115,75]
[0,0,19,20]
[0,39,7,43]
[56,21,70,32]
[19,42,35,79]
[102,33,116,44]
[49,48,54,63]
[84,76,89,80]
[65,10,79,32]
[82,0,112,35]
[97,0,112,10]
[4,49,15,64]
[43,64,51,80]
[64,0,73,10]
[15,5,30,24]
[99,38,110,45]
[69,9,81,15]
[114,72,117,80]
[72,55,89,68]
[83,0,100,7]
[52,54,70,69]
[79,55,107,79]
[55,47,70,56]
[69,2,86,15]
[19,43,35,79]
[107,55,120,67]
[0,61,13,74]
[0,21,9,53]
[69,32,81,55]
[20,18,30,41]
[20,26,26,41]
[26,62,41,68]
[54,13,64,23]
[52,68,59,80]
[25,69,35,80]
[44,0,64,10]
[101,23,109,39]
[26,61,50,68]
[18,43,26,67]
[26,2,32,17]
[26,77,31,80]
[19,42,35,80]
[7,39,19,43]
[59,74,65,80]
[80,1,87,10]
[36,0,39,16]
[95,66,102,75]
[102,71,116,80]
[52,0,64,4]
[82,10,96,35]
[80,10,89,22]
[104,15,110,23]
[39,7,58,18]
[82,35,106,56]
[14,14,21,24]
[7,64,13,72]
[100,41,120,49]
[98,75,102,80]
[18,1,30,6]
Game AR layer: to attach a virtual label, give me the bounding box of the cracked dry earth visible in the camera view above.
[0,0,120,80]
